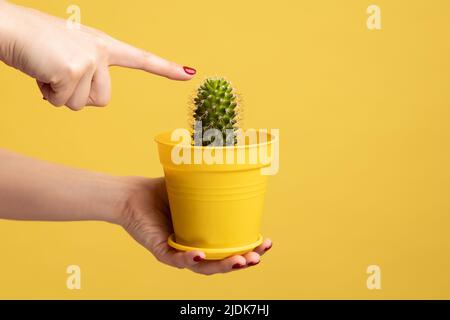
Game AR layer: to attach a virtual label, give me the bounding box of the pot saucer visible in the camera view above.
[168,234,263,260]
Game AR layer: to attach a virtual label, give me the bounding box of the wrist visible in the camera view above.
[0,1,15,63]
[111,177,148,228]
[111,176,155,230]
[91,175,136,226]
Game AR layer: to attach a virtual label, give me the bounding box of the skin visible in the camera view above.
[0,1,272,275]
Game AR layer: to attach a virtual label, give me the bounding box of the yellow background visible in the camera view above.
[1,0,450,299]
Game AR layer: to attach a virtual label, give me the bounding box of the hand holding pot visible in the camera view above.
[0,148,272,276]
[122,177,273,275]
[0,0,196,111]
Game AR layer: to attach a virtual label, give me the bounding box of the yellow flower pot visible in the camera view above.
[155,130,276,260]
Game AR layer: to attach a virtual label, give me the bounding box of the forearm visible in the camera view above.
[0,1,17,65]
[0,148,128,224]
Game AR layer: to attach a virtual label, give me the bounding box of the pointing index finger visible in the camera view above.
[106,37,196,81]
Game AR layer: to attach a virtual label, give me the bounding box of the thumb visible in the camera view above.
[106,38,196,80]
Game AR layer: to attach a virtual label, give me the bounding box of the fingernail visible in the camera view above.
[264,244,272,252]
[232,263,244,269]
[183,66,196,75]
[248,261,260,267]
[193,255,203,262]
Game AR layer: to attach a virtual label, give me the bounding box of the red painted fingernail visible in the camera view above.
[264,244,272,251]
[193,255,203,262]
[247,261,260,266]
[183,66,196,75]
[232,263,244,269]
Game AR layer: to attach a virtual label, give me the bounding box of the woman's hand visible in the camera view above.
[0,148,271,275]
[121,177,273,275]
[0,1,196,110]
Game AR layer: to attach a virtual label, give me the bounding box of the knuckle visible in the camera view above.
[66,102,84,111]
[189,266,208,276]
[169,61,178,69]
[198,270,214,276]
[94,37,108,56]
[165,62,179,80]
[48,99,64,108]
[84,56,96,70]
[71,106,84,112]
[154,255,164,264]
[94,95,110,107]
[63,63,82,79]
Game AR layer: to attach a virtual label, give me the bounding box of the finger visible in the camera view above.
[165,249,207,269]
[184,250,206,267]
[154,177,169,204]
[152,242,185,269]
[106,38,196,81]
[191,255,247,276]
[152,241,205,269]
[87,64,111,107]
[66,69,95,110]
[253,238,272,256]
[37,81,54,104]
[243,251,260,267]
[37,79,78,107]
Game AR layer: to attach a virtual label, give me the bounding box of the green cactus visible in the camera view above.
[190,77,241,146]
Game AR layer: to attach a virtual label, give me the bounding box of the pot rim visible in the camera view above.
[154,129,277,150]
[168,233,264,260]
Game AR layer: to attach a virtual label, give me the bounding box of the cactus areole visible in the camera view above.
[191,77,240,146]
